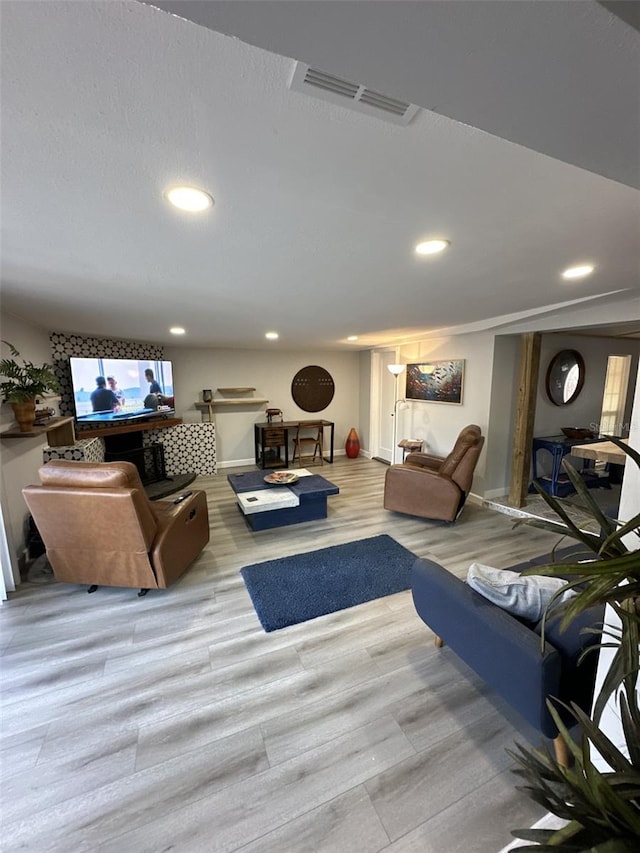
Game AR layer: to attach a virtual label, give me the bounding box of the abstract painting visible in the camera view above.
[406,360,464,404]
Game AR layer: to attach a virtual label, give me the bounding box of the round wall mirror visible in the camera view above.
[545,349,585,406]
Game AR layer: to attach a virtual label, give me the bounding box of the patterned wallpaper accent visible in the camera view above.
[43,438,106,465]
[143,425,217,476]
[48,333,217,475]
[49,332,163,423]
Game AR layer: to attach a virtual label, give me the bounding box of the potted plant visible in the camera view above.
[0,341,59,432]
[508,436,640,851]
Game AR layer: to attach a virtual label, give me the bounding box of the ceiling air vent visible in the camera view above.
[289,62,419,126]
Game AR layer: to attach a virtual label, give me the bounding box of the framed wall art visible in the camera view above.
[406,360,464,404]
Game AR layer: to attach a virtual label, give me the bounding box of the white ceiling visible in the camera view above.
[1,0,639,350]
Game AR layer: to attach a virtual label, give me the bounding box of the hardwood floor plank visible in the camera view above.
[234,786,390,853]
[135,649,381,772]
[1,457,556,851]
[3,726,270,852]
[384,768,544,852]
[365,714,520,842]
[2,730,138,824]
[97,716,414,853]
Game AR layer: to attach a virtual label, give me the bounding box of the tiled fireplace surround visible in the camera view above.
[45,332,216,476]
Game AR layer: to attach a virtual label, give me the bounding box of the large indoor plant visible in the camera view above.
[508,436,640,851]
[0,340,59,432]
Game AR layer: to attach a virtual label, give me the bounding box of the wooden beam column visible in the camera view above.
[509,333,541,507]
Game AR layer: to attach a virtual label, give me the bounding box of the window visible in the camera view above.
[599,355,631,436]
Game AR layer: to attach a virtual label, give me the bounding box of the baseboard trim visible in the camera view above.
[217,448,353,469]
[483,486,510,500]
[217,458,255,469]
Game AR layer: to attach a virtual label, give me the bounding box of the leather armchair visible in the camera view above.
[23,460,210,594]
[383,424,484,522]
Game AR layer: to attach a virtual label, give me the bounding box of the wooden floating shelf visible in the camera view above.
[215,399,268,406]
[196,388,266,422]
[1,415,76,447]
[195,399,268,408]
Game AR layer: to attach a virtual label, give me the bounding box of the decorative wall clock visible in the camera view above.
[291,365,335,412]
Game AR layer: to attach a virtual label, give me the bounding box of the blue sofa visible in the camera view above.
[411,549,604,765]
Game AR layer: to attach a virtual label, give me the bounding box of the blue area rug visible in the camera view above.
[240,534,418,632]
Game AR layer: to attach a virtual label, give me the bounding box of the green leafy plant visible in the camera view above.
[508,436,640,851]
[0,341,59,403]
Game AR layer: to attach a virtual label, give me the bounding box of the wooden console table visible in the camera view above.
[571,439,628,466]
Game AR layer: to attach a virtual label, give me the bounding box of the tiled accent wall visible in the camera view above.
[48,333,216,474]
[143,424,217,476]
[43,438,106,464]
[49,332,163,423]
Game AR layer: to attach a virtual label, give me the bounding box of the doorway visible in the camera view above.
[370,351,398,463]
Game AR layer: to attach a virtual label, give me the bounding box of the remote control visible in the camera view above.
[173,491,193,504]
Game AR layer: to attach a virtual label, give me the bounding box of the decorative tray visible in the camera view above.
[264,472,299,485]
[561,427,596,440]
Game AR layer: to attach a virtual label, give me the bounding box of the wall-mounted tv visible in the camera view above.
[69,357,175,425]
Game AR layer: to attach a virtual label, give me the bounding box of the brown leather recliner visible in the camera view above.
[22,460,210,595]
[383,424,485,522]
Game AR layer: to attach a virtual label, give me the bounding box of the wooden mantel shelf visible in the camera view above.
[1,415,76,447]
[77,417,183,439]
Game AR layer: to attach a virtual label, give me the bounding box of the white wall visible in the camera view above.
[0,314,364,574]
[358,350,372,455]
[534,332,639,438]
[387,332,496,495]
[485,335,521,497]
[497,292,639,338]
[0,314,55,579]
[164,344,362,466]
[2,302,637,571]
[590,368,640,773]
[619,368,640,527]
[385,323,639,499]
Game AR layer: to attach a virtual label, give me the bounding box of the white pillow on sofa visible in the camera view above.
[466,562,576,622]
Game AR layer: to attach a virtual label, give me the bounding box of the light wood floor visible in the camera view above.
[1,457,563,852]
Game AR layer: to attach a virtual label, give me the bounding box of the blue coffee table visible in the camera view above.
[227,470,339,531]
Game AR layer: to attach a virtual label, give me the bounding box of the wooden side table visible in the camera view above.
[398,439,423,461]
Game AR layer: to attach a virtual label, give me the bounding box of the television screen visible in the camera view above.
[69,357,175,424]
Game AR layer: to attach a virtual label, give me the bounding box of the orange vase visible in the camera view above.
[345,427,360,458]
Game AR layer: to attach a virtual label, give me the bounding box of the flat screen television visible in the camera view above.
[68,356,175,425]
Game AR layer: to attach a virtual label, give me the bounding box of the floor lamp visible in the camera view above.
[387,363,406,465]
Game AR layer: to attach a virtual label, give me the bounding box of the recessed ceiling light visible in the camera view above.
[562,264,595,280]
[347,335,358,341]
[265,331,279,340]
[165,186,214,212]
[169,326,186,335]
[415,239,450,256]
